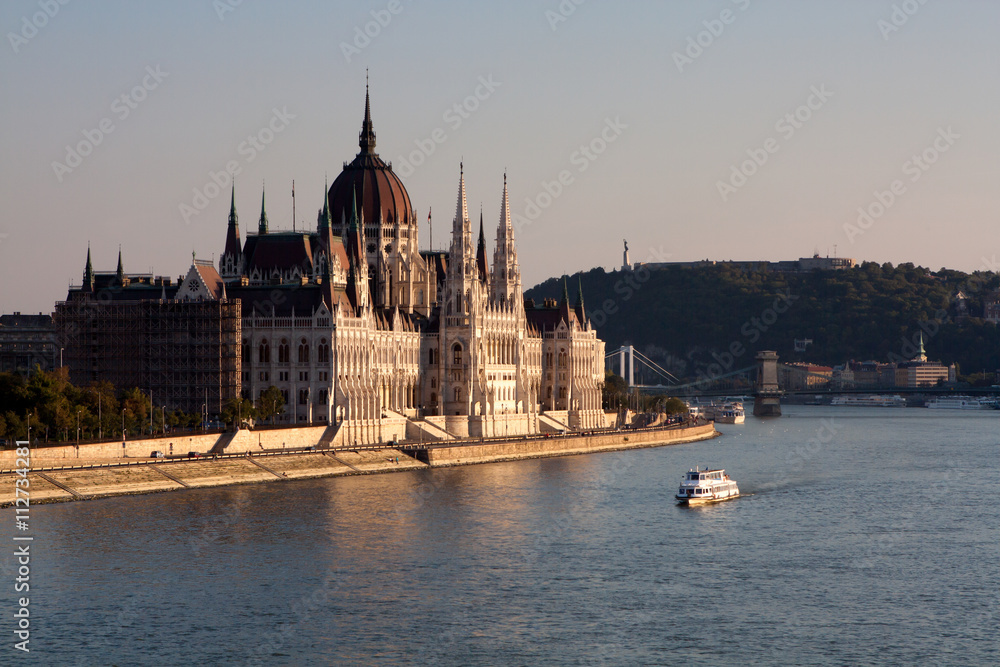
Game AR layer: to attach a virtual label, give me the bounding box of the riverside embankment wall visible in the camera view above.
[425,423,717,466]
[0,425,329,467]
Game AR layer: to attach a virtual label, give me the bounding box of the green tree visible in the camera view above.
[256,386,285,424]
[221,397,257,430]
[602,371,628,410]
[122,388,151,437]
[663,397,688,415]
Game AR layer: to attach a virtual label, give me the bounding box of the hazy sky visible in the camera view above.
[2,0,998,314]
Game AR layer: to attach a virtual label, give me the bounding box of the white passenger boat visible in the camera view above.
[830,394,906,407]
[706,402,745,424]
[675,467,740,504]
[925,396,994,410]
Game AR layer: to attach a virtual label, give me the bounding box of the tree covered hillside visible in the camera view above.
[526,262,1000,381]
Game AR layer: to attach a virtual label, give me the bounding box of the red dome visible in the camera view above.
[327,88,413,235]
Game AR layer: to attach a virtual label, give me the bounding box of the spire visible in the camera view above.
[454,162,469,226]
[116,247,124,284]
[229,184,238,227]
[575,275,586,324]
[349,184,360,240]
[476,206,489,284]
[83,246,94,291]
[346,186,369,312]
[499,171,512,237]
[258,185,268,234]
[319,177,330,232]
[560,276,575,325]
[492,171,522,306]
[359,73,376,154]
[223,184,242,265]
[448,162,473,278]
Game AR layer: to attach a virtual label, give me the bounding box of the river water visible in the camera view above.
[4,406,998,665]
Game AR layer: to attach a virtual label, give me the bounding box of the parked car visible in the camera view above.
[187,452,202,458]
[150,451,165,459]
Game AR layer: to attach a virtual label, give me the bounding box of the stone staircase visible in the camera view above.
[209,430,240,454]
[538,411,572,433]
[405,418,454,442]
[315,423,341,449]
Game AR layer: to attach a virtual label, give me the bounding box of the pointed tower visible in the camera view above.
[575,275,586,325]
[491,173,522,307]
[115,247,125,286]
[446,163,476,306]
[83,246,95,292]
[476,207,490,287]
[359,76,376,155]
[346,186,369,311]
[318,177,330,233]
[221,185,243,279]
[559,276,575,325]
[258,186,269,235]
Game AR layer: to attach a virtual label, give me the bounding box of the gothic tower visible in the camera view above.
[220,185,243,279]
[491,173,522,308]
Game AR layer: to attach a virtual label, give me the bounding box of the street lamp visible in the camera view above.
[122,408,126,442]
[76,410,81,447]
[162,406,166,435]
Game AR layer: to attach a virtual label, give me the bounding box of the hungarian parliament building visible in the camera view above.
[56,88,607,443]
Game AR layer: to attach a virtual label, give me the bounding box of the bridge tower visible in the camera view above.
[753,350,782,417]
[618,345,635,387]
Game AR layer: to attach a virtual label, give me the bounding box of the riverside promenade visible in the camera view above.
[0,421,717,506]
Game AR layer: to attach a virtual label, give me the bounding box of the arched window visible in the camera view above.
[259,339,270,363]
[278,339,290,364]
[452,343,462,366]
[298,338,310,364]
[431,377,437,388]
[559,387,567,399]
[430,392,437,403]
[242,339,250,363]
[417,289,424,306]
[454,387,461,402]
[428,349,436,365]
[317,340,330,364]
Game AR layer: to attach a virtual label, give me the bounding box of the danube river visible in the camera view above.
[5,406,998,665]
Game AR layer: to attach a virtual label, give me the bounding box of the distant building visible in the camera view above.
[848,360,885,388]
[780,362,832,390]
[831,364,854,389]
[796,255,857,271]
[894,361,952,388]
[833,333,954,390]
[0,313,58,374]
[985,290,1000,324]
[636,253,856,273]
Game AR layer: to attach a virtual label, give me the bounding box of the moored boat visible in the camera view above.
[830,394,906,407]
[925,396,994,410]
[676,467,740,504]
[706,401,745,424]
